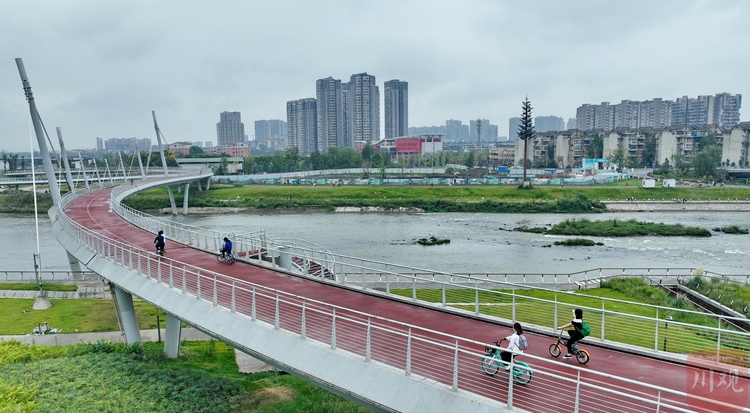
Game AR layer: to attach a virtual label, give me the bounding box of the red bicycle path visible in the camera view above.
[62,188,750,412]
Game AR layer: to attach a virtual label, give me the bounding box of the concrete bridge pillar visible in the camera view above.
[166,186,177,215]
[164,313,182,358]
[278,246,292,270]
[112,285,142,344]
[182,183,190,214]
[204,178,211,190]
[66,251,84,280]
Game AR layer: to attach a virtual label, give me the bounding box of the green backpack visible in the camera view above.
[577,321,591,337]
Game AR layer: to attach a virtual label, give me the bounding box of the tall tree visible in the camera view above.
[517,97,534,181]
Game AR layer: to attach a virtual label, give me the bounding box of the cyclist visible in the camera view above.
[500,322,525,370]
[557,308,584,359]
[220,237,233,259]
[154,230,165,255]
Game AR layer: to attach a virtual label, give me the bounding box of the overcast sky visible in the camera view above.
[1,0,748,152]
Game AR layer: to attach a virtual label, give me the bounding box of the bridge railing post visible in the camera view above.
[365,318,371,362]
[331,308,337,350]
[274,292,280,330]
[212,275,217,306]
[196,271,201,300]
[301,300,306,339]
[406,327,412,376]
[452,340,459,391]
[230,280,235,313]
[251,288,256,321]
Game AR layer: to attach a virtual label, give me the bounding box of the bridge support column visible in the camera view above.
[113,285,142,344]
[197,179,202,191]
[205,178,210,190]
[278,246,292,270]
[164,313,182,358]
[66,251,84,280]
[182,183,190,215]
[166,186,178,215]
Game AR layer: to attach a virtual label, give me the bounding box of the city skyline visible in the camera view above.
[1,1,748,151]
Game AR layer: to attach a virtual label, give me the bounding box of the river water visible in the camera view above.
[6,211,750,276]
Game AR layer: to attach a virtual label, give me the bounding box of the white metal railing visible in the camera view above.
[0,270,97,281]
[57,190,750,412]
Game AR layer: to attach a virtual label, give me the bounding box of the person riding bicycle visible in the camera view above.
[154,230,165,255]
[500,322,526,370]
[220,237,233,258]
[557,308,584,359]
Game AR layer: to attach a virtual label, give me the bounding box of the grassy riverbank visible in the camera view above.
[0,340,369,413]
[119,184,750,213]
[518,218,713,237]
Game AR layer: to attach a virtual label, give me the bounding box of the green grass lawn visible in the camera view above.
[1,299,159,335]
[0,283,78,291]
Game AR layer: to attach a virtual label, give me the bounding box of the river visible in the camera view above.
[6,211,750,276]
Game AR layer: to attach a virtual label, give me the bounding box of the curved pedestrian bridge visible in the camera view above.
[48,173,750,413]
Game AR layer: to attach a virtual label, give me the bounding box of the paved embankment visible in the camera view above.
[603,200,750,212]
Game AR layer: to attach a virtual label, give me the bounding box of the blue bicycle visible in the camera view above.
[217,251,235,264]
[481,338,532,384]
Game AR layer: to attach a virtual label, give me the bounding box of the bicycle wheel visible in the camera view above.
[216,255,226,263]
[576,350,590,364]
[549,343,561,357]
[227,254,235,264]
[481,354,500,376]
[512,362,532,385]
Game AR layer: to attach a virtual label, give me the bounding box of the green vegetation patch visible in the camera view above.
[124,187,608,213]
[0,339,370,413]
[0,192,54,213]
[685,276,750,315]
[0,283,78,292]
[553,238,604,246]
[519,218,711,237]
[713,225,749,234]
[417,236,450,246]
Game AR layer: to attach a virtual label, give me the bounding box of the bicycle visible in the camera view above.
[549,329,590,364]
[217,251,235,264]
[480,338,532,384]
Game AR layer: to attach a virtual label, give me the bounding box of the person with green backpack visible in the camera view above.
[557,308,589,359]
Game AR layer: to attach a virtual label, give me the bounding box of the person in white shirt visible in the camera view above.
[500,322,526,370]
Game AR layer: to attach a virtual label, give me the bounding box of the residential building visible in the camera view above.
[384,79,408,139]
[534,116,565,132]
[254,120,287,147]
[508,117,522,142]
[216,142,250,158]
[469,119,497,142]
[286,98,317,156]
[316,77,344,152]
[576,93,741,131]
[167,142,193,156]
[347,73,380,144]
[96,137,103,151]
[445,120,469,141]
[216,112,245,146]
[566,118,577,130]
[103,137,151,153]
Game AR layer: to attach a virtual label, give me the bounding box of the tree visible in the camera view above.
[361,142,376,168]
[610,148,626,172]
[693,138,722,178]
[517,97,534,181]
[586,135,603,159]
[283,147,301,172]
[464,151,477,169]
[189,146,205,156]
[642,135,657,168]
[1,151,6,173]
[212,156,229,175]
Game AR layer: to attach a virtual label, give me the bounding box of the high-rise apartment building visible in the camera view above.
[254,120,287,147]
[103,137,151,152]
[286,98,317,156]
[216,112,245,146]
[576,93,741,131]
[470,119,497,141]
[347,73,380,144]
[445,120,469,141]
[508,117,522,141]
[316,77,344,152]
[384,79,408,139]
[566,118,577,130]
[96,137,103,151]
[534,116,565,132]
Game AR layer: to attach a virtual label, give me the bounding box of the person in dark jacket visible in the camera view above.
[557,308,584,358]
[154,230,165,255]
